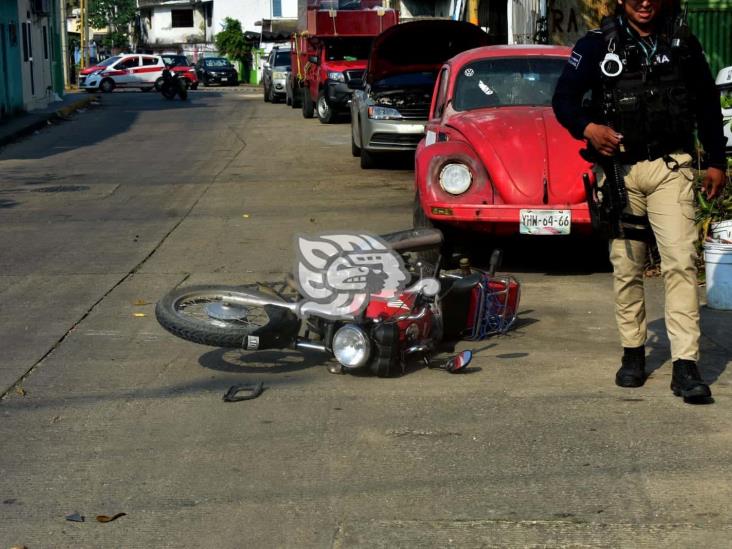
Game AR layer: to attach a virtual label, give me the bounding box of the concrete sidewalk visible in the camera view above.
[0,91,99,149]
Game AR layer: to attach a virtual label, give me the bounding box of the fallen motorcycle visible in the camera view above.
[159,68,188,100]
[155,228,520,376]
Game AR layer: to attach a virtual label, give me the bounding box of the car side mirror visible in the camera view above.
[308,55,319,65]
[263,62,270,69]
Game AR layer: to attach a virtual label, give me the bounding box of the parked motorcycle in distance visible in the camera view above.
[160,68,188,100]
[155,228,520,377]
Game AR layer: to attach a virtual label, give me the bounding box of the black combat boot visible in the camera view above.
[615,346,646,388]
[671,359,712,401]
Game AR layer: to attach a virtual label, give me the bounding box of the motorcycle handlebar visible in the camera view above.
[380,228,444,252]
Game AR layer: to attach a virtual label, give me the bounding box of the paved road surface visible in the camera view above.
[1,90,730,547]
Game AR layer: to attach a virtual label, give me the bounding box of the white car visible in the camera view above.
[717,66,732,151]
[81,54,166,93]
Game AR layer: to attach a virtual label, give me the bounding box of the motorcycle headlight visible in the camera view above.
[439,163,472,195]
[368,106,403,120]
[327,71,345,82]
[332,324,370,369]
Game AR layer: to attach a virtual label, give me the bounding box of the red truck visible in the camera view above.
[290,0,399,124]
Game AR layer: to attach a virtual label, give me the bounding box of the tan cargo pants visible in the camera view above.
[601,153,700,361]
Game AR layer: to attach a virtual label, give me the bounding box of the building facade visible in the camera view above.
[137,0,214,50]
[0,2,23,119]
[1,0,64,118]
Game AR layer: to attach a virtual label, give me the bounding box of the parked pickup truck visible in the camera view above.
[290,0,399,124]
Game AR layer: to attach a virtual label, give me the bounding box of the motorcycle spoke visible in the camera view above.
[175,295,269,328]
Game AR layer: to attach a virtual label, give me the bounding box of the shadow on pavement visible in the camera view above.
[0,91,223,162]
[452,235,612,276]
[198,347,327,374]
[646,314,730,385]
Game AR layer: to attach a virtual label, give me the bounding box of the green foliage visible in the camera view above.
[88,0,136,48]
[215,18,253,65]
[721,93,732,110]
[695,165,732,241]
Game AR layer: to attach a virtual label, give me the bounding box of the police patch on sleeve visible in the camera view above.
[568,51,582,69]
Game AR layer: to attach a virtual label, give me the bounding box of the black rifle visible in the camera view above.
[581,86,629,239]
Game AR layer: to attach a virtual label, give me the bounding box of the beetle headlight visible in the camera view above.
[439,163,473,195]
[332,324,370,369]
[368,106,403,120]
[327,71,345,82]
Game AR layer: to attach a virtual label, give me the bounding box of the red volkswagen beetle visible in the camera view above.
[414,45,592,240]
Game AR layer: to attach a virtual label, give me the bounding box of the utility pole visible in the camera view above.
[60,0,69,88]
[467,0,479,25]
[80,0,88,68]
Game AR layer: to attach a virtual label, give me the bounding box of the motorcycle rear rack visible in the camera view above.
[466,274,521,340]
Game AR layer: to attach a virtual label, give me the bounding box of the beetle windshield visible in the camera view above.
[453,57,566,111]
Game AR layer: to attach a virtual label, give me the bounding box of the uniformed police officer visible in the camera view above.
[552,0,727,402]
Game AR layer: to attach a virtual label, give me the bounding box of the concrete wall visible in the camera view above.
[16,0,61,112]
[213,0,297,35]
[0,2,23,118]
[548,0,611,45]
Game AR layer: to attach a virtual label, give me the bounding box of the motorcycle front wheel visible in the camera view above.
[156,285,300,349]
[161,83,176,100]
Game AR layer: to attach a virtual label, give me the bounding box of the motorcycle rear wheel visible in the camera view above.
[156,285,300,349]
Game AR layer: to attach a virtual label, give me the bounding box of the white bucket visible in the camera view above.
[710,219,732,242]
[704,241,732,310]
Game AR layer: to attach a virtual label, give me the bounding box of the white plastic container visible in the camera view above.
[704,241,732,310]
[710,219,732,242]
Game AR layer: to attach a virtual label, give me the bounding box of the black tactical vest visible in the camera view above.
[597,17,696,162]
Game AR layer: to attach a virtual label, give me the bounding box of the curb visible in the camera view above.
[0,95,100,149]
[55,95,99,119]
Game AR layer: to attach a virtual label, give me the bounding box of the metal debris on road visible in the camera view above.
[65,512,85,522]
[96,512,127,523]
[223,381,264,402]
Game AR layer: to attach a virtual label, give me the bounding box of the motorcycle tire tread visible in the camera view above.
[370,323,400,377]
[155,285,301,349]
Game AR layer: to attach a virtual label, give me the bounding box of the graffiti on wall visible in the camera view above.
[548,0,613,45]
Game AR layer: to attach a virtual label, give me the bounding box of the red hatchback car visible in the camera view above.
[414,45,592,240]
[161,54,199,89]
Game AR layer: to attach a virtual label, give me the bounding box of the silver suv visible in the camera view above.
[263,45,292,103]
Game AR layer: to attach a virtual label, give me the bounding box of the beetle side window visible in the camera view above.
[432,68,449,119]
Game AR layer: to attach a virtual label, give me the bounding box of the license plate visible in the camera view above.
[519,209,571,235]
[221,77,228,81]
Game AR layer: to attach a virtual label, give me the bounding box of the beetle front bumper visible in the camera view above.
[422,201,593,236]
